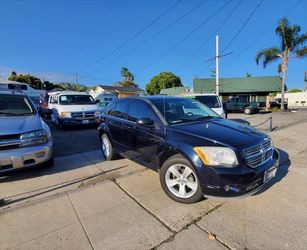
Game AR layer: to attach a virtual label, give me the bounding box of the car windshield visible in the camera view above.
[194,96,221,108]
[151,98,220,124]
[59,95,96,105]
[0,94,35,116]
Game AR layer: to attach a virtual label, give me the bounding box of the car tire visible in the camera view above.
[42,157,54,169]
[101,134,116,160]
[244,107,252,115]
[159,154,203,204]
[58,119,66,130]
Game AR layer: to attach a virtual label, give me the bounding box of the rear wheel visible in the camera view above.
[160,154,203,204]
[101,134,116,160]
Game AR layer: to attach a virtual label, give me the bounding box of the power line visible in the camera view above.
[194,0,263,77]
[76,0,183,73]
[221,0,263,54]
[136,0,233,76]
[175,0,242,72]
[223,0,304,68]
[83,0,208,77]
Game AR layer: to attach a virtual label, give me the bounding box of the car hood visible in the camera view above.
[171,118,266,147]
[0,115,43,136]
[58,104,99,113]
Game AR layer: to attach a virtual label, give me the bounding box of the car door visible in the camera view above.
[123,100,164,165]
[105,100,128,150]
[226,97,235,111]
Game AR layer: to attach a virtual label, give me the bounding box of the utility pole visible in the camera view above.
[216,35,219,96]
[75,72,79,84]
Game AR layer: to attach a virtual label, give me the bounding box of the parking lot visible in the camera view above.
[1,111,307,249]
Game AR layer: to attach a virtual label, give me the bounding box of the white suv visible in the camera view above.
[184,93,225,118]
[49,91,101,129]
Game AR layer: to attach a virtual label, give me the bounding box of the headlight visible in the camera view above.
[20,129,47,147]
[59,112,71,118]
[95,111,101,117]
[194,147,238,167]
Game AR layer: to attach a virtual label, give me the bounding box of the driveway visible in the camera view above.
[45,119,100,157]
[0,120,306,249]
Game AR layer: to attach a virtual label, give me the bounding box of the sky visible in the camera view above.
[0,0,306,90]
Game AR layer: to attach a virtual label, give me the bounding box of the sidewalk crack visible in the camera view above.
[196,224,234,250]
[67,193,95,250]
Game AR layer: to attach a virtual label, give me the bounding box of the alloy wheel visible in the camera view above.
[101,136,110,158]
[165,164,198,199]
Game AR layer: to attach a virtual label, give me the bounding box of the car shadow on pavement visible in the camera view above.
[0,151,105,183]
[254,148,290,196]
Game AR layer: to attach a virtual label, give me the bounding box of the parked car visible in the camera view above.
[0,90,53,173]
[224,97,259,115]
[269,98,288,110]
[98,96,279,203]
[38,91,53,118]
[184,93,225,118]
[49,91,101,129]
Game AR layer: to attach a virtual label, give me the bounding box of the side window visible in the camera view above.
[127,101,155,122]
[106,102,115,115]
[112,101,128,119]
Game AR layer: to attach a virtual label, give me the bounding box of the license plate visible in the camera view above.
[82,120,89,124]
[264,167,277,183]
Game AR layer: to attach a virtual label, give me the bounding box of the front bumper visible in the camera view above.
[60,117,99,126]
[0,139,53,173]
[199,149,280,198]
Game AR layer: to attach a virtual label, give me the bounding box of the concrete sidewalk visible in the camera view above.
[1,122,306,249]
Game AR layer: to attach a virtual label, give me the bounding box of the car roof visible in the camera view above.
[0,90,28,96]
[49,91,90,96]
[116,95,188,102]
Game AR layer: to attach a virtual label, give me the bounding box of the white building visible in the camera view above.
[90,85,145,98]
[276,91,307,107]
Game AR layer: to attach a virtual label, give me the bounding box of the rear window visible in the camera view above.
[0,94,35,116]
[194,96,221,108]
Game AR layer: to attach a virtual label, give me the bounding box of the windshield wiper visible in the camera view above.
[194,116,219,121]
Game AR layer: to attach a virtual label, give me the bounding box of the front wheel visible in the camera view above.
[159,154,203,204]
[101,134,116,160]
[244,107,252,115]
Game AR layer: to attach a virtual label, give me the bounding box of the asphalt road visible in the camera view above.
[45,119,101,157]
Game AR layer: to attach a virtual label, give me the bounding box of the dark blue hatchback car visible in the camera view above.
[98,96,279,203]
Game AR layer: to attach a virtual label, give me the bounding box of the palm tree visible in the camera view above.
[117,67,138,87]
[256,18,306,110]
[120,67,134,82]
[57,82,87,92]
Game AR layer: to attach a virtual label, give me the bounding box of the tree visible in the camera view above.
[116,67,138,87]
[8,71,43,89]
[8,71,61,90]
[288,88,302,93]
[256,18,307,110]
[145,72,182,95]
[57,83,88,92]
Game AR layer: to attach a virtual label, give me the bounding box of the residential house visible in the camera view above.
[90,85,145,98]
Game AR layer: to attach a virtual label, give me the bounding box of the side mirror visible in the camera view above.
[136,118,154,127]
[96,100,100,103]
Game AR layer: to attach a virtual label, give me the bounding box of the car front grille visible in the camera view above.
[0,134,21,150]
[71,112,96,120]
[243,139,273,168]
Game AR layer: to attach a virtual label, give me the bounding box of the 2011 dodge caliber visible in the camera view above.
[98,96,279,203]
